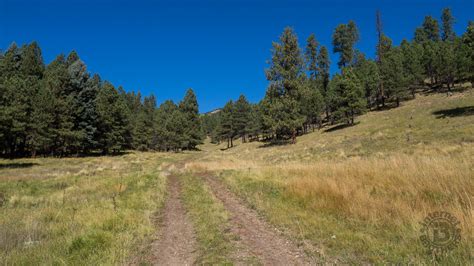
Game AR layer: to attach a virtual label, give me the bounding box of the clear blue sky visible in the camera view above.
[1,0,472,113]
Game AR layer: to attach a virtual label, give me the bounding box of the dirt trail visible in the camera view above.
[202,173,317,265]
[148,171,197,265]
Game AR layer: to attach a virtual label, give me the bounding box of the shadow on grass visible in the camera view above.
[0,162,39,169]
[432,106,474,119]
[324,122,360,133]
[258,139,292,148]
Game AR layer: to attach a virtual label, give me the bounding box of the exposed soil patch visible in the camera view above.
[201,173,318,265]
[148,171,198,265]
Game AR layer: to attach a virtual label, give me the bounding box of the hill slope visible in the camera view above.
[189,89,474,264]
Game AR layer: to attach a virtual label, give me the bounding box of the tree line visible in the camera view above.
[0,46,203,157]
[203,8,474,146]
[1,8,473,156]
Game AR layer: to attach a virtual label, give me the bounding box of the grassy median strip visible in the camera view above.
[180,173,235,264]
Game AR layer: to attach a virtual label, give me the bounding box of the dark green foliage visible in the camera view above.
[95,82,129,154]
[1,7,472,154]
[441,8,455,42]
[332,21,359,68]
[415,16,441,43]
[219,100,236,148]
[328,68,366,125]
[353,56,380,108]
[0,42,203,157]
[179,89,203,150]
[300,80,324,131]
[380,47,410,106]
[233,95,251,142]
[263,27,305,141]
[246,104,264,141]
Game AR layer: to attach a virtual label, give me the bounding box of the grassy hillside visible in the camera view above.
[188,89,474,264]
[0,152,179,264]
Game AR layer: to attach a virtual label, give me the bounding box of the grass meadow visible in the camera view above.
[186,89,474,264]
[0,152,178,265]
[0,88,472,264]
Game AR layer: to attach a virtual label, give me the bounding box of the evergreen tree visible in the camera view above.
[380,47,409,106]
[461,21,474,83]
[179,88,203,150]
[353,56,380,108]
[42,55,76,156]
[305,34,319,80]
[246,104,263,141]
[416,16,441,42]
[316,46,331,119]
[263,27,305,142]
[328,68,366,125]
[332,21,359,68]
[233,95,251,142]
[28,84,55,157]
[441,8,456,42]
[66,51,90,153]
[400,40,424,97]
[300,79,324,131]
[78,74,100,152]
[96,82,129,154]
[219,100,235,148]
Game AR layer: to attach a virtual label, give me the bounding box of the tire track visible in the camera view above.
[149,171,197,265]
[201,173,317,265]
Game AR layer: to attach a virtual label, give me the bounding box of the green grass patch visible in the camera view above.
[0,152,174,265]
[180,173,235,264]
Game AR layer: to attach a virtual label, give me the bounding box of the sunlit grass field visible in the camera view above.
[188,89,474,264]
[1,88,472,264]
[0,152,177,264]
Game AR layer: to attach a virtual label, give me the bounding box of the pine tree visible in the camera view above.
[300,79,324,131]
[461,21,474,83]
[305,34,319,80]
[219,100,235,148]
[42,54,76,156]
[78,74,100,152]
[353,56,380,108]
[316,45,331,119]
[179,89,203,150]
[246,104,263,141]
[380,47,409,106]
[66,51,90,153]
[96,82,129,154]
[233,95,251,142]
[441,8,456,42]
[400,40,424,97]
[263,27,305,142]
[28,84,54,157]
[328,68,366,125]
[332,21,359,68]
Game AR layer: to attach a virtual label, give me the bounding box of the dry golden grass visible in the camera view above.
[188,89,474,263]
